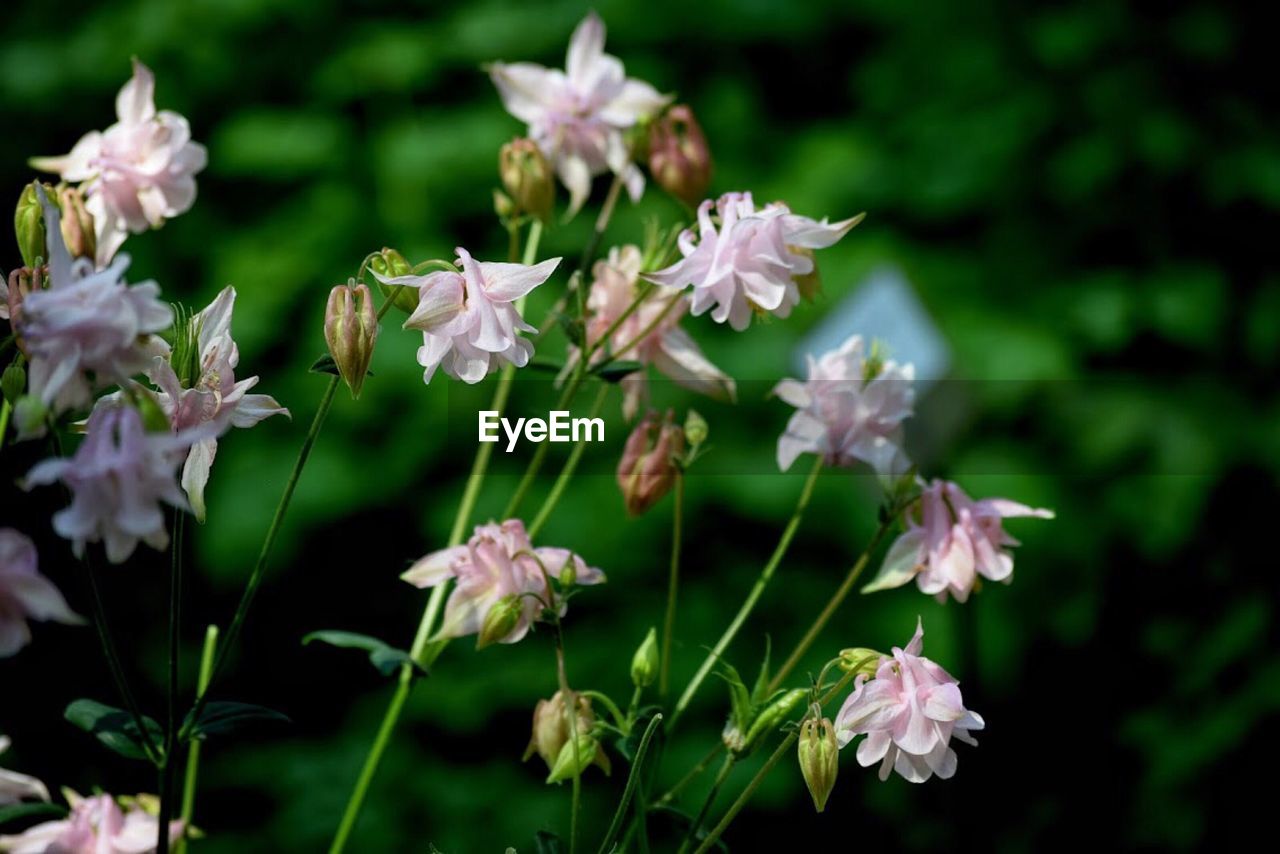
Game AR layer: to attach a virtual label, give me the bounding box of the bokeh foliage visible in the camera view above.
[2,0,1277,850]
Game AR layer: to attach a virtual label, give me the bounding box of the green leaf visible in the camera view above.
[0,802,68,827]
[533,829,564,854]
[592,360,644,383]
[303,630,426,677]
[309,354,374,377]
[184,701,291,741]
[525,359,566,374]
[713,661,752,731]
[64,699,160,762]
[751,637,772,705]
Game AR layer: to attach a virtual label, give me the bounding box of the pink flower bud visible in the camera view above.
[500,138,554,222]
[648,105,712,207]
[3,266,46,349]
[56,185,96,262]
[616,410,685,516]
[324,282,378,399]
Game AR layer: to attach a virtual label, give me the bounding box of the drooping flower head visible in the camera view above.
[0,790,182,853]
[578,245,734,418]
[835,620,984,783]
[0,529,83,658]
[32,58,207,266]
[13,187,172,435]
[490,12,670,216]
[616,409,684,516]
[774,334,914,476]
[23,403,201,564]
[149,287,288,521]
[524,690,612,777]
[374,248,560,385]
[401,519,603,646]
[863,479,1054,603]
[645,192,861,331]
[0,736,49,805]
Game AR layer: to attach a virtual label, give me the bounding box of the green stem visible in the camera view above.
[659,473,684,700]
[176,625,218,854]
[679,754,736,853]
[528,383,609,540]
[0,397,11,455]
[767,516,893,692]
[669,457,824,728]
[181,375,340,739]
[157,510,186,854]
[603,292,682,365]
[655,742,723,808]
[597,713,664,854]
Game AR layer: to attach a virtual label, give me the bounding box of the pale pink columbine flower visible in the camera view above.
[31,58,207,266]
[148,287,288,521]
[23,403,200,564]
[863,479,1054,603]
[0,736,49,805]
[0,529,83,658]
[835,620,984,784]
[402,519,604,646]
[574,245,735,419]
[490,12,670,216]
[14,188,171,436]
[0,791,182,853]
[644,192,861,331]
[774,334,914,476]
[374,248,560,385]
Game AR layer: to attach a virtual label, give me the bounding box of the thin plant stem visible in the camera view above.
[606,292,682,364]
[655,742,723,807]
[767,516,893,692]
[597,713,664,854]
[176,625,218,854]
[554,621,583,854]
[0,397,11,455]
[528,382,609,540]
[670,457,824,728]
[659,472,684,699]
[157,509,186,854]
[679,754,736,853]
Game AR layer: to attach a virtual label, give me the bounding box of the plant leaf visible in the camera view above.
[712,661,752,731]
[184,701,290,741]
[0,802,69,827]
[64,699,160,762]
[751,637,772,705]
[303,630,426,677]
[592,360,644,383]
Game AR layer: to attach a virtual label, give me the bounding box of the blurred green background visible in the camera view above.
[3,0,1278,850]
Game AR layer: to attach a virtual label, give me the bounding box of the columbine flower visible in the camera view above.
[374,248,560,385]
[401,519,603,646]
[863,480,1054,603]
[774,334,914,476]
[834,620,984,784]
[0,529,83,658]
[524,690,612,777]
[23,403,200,564]
[0,791,181,853]
[31,58,207,266]
[576,245,734,419]
[616,410,683,516]
[14,187,171,436]
[490,12,669,216]
[644,192,861,331]
[149,287,288,521]
[0,736,49,805]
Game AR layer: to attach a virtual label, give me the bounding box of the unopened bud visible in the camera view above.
[630,627,659,689]
[798,714,839,812]
[367,248,420,314]
[558,559,578,589]
[1,363,25,404]
[14,182,46,270]
[838,648,882,677]
[791,246,822,302]
[739,688,806,755]
[477,594,523,650]
[12,396,47,440]
[616,410,685,516]
[57,186,96,261]
[4,267,44,338]
[525,691,611,780]
[683,409,708,447]
[546,730,603,784]
[493,189,516,220]
[648,105,712,207]
[324,282,378,398]
[500,138,554,222]
[135,392,171,433]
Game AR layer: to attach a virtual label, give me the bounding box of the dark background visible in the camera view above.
[2,0,1278,850]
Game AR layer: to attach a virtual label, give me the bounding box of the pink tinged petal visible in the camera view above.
[196,286,236,352]
[781,213,862,249]
[565,11,607,90]
[894,750,933,783]
[477,257,562,301]
[904,618,926,656]
[855,730,893,767]
[862,528,927,594]
[557,153,595,218]
[416,333,454,384]
[652,327,736,402]
[489,62,561,125]
[451,339,494,383]
[0,765,51,804]
[878,748,898,781]
[229,393,288,429]
[921,682,966,722]
[0,617,32,658]
[181,438,217,523]
[34,186,73,288]
[402,272,465,333]
[772,378,812,409]
[599,79,671,126]
[982,498,1055,520]
[6,573,84,626]
[116,58,158,125]
[402,546,466,589]
[925,742,958,779]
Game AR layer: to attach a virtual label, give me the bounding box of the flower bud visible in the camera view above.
[500,138,554,222]
[546,731,604,784]
[476,594,523,650]
[838,648,883,677]
[630,627,659,689]
[4,267,44,339]
[14,182,46,269]
[1,362,26,404]
[135,391,172,433]
[524,691,611,778]
[797,714,839,812]
[683,408,708,447]
[616,410,685,516]
[324,282,378,399]
[648,105,712,207]
[791,246,822,302]
[739,688,806,754]
[367,248,420,314]
[12,395,47,440]
[57,185,96,261]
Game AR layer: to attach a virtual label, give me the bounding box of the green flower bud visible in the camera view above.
[630,628,659,689]
[12,396,47,439]
[838,648,883,677]
[1,362,26,405]
[135,391,172,433]
[368,248,420,314]
[324,282,378,399]
[14,182,46,269]
[797,715,839,812]
[476,594,524,650]
[739,688,807,755]
[683,408,708,447]
[546,730,603,784]
[499,138,554,222]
